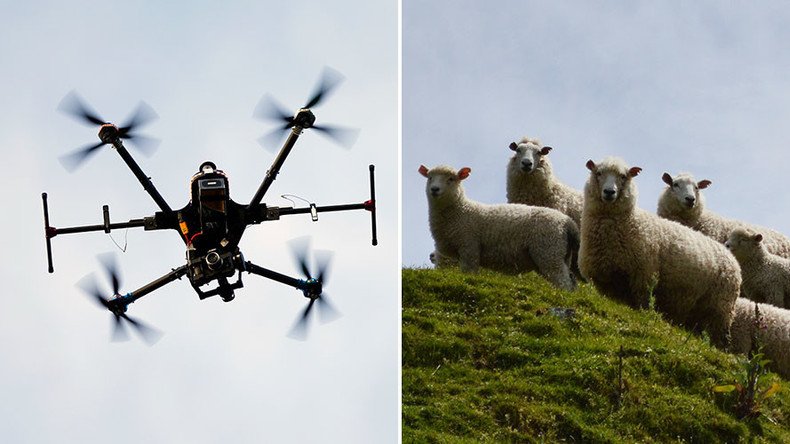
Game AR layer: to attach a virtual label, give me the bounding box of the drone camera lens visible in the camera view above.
[206,251,222,270]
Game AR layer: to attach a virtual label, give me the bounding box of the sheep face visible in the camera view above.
[661,173,711,210]
[419,165,470,201]
[508,141,552,175]
[585,158,641,205]
[725,228,764,260]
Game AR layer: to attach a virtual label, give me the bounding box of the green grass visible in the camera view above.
[402,267,790,443]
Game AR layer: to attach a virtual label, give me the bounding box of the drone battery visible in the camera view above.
[198,178,226,198]
[198,178,227,212]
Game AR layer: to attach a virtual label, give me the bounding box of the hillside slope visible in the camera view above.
[402,268,790,442]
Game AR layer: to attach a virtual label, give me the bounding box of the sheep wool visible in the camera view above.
[730,297,790,379]
[419,164,580,291]
[506,137,583,226]
[579,157,741,347]
[725,228,790,308]
[657,172,790,258]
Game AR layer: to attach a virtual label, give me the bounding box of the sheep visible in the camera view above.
[429,249,456,268]
[657,172,790,258]
[729,297,790,379]
[725,228,790,308]
[506,137,583,226]
[419,164,580,291]
[579,157,741,348]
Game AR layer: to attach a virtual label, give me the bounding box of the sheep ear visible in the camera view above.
[754,233,763,243]
[662,173,673,186]
[540,146,553,155]
[509,142,518,151]
[418,165,429,178]
[628,167,642,178]
[698,180,712,189]
[458,167,471,180]
[586,160,596,171]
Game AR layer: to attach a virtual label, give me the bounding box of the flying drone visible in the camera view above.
[41,68,378,343]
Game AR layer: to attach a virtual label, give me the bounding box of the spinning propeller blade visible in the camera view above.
[312,124,360,149]
[58,141,107,172]
[58,90,106,126]
[57,91,160,170]
[76,254,162,345]
[304,66,344,109]
[286,238,341,340]
[254,67,359,151]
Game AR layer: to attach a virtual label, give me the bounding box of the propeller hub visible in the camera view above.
[293,109,316,129]
[106,295,129,315]
[302,277,322,299]
[98,124,119,144]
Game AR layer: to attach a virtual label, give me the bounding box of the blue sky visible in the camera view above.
[403,0,790,267]
[0,1,398,442]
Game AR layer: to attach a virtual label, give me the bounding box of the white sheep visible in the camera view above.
[419,164,580,291]
[729,297,790,379]
[725,228,790,308]
[657,172,790,258]
[506,137,583,226]
[429,249,456,268]
[579,157,741,347]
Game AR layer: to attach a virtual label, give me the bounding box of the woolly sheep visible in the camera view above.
[506,137,583,226]
[729,297,790,379]
[419,164,580,291]
[429,249,456,268]
[657,172,790,258]
[579,157,741,347]
[725,228,790,308]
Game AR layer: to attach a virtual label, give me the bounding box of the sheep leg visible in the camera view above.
[704,312,732,350]
[627,272,654,310]
[764,290,784,309]
[531,248,576,291]
[457,243,481,273]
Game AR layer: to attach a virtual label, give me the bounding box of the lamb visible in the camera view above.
[657,172,790,258]
[725,228,790,308]
[579,157,741,347]
[729,297,790,379]
[506,137,583,226]
[419,164,580,291]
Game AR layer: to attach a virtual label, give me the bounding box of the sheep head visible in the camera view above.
[585,157,641,208]
[725,228,765,260]
[419,165,470,201]
[661,172,711,210]
[508,139,553,175]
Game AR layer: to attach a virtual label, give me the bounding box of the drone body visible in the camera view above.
[42,69,377,342]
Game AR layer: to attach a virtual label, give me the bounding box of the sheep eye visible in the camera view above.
[672,183,678,188]
[620,174,626,180]
[595,172,602,177]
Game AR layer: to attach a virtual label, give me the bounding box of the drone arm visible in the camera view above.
[111,140,173,213]
[121,265,189,305]
[41,192,174,273]
[249,124,305,207]
[243,260,311,293]
[260,164,378,246]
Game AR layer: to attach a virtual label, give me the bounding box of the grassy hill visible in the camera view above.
[402,267,790,443]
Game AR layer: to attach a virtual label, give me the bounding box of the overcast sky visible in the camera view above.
[0,1,397,442]
[403,0,790,267]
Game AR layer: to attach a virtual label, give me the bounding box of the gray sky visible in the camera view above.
[1,1,398,443]
[403,0,790,267]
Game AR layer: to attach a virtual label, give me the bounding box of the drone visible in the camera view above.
[41,68,378,343]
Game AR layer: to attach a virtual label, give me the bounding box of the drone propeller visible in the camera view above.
[286,237,341,340]
[253,67,360,151]
[57,91,161,171]
[77,254,162,345]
